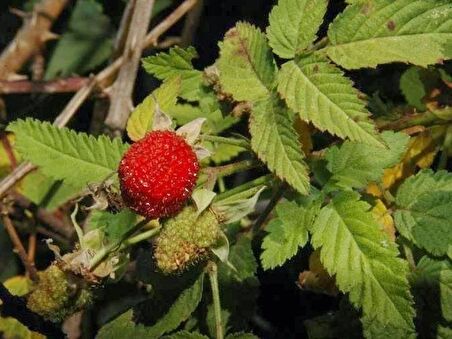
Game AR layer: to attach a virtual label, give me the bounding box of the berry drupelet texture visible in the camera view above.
[118,131,200,220]
[26,265,92,322]
[154,206,220,274]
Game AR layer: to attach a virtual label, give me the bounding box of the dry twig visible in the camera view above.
[0,0,199,198]
[104,0,156,133]
[0,0,69,80]
[0,203,38,281]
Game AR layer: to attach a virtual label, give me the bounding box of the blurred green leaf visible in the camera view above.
[45,0,113,79]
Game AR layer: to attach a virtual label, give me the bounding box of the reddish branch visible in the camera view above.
[0,0,69,80]
[0,204,38,281]
[0,77,89,94]
[0,0,199,198]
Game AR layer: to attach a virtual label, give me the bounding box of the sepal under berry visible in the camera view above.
[154,206,220,274]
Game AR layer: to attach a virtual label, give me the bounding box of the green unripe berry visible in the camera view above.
[27,265,92,322]
[154,206,220,274]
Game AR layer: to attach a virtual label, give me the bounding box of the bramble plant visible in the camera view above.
[0,0,452,338]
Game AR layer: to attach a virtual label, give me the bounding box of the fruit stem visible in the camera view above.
[202,135,251,150]
[88,218,149,271]
[207,261,224,339]
[252,182,285,235]
[198,159,260,187]
[214,174,273,202]
[122,226,161,246]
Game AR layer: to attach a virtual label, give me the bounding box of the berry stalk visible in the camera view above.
[207,261,224,339]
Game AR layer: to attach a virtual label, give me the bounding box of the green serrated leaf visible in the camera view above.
[228,237,257,281]
[162,331,209,339]
[325,131,409,189]
[8,119,128,189]
[267,0,328,58]
[311,191,415,333]
[87,209,137,242]
[126,76,181,141]
[411,256,452,322]
[400,67,427,111]
[261,200,319,270]
[277,54,383,147]
[20,170,81,211]
[218,22,277,102]
[361,317,416,339]
[250,97,309,194]
[45,0,112,79]
[226,333,259,339]
[97,272,204,338]
[142,46,202,101]
[326,0,452,69]
[394,170,452,257]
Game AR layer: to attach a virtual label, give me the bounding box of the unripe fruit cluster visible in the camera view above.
[154,206,220,274]
[27,265,92,322]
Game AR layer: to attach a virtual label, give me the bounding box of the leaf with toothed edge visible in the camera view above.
[267,0,328,58]
[218,22,277,102]
[277,54,384,147]
[249,96,310,194]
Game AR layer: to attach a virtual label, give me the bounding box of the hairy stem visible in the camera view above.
[202,135,251,149]
[214,174,273,202]
[208,261,224,339]
[252,183,285,235]
[88,219,150,271]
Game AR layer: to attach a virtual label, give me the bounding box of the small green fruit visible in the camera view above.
[27,265,92,322]
[154,206,220,274]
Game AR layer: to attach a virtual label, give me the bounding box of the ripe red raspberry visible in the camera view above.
[118,130,199,219]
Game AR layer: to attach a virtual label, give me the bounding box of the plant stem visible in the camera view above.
[122,226,161,246]
[0,205,38,281]
[377,109,452,131]
[88,219,149,271]
[208,261,224,339]
[252,183,285,235]
[202,135,251,149]
[214,174,273,202]
[198,159,260,187]
[402,242,416,271]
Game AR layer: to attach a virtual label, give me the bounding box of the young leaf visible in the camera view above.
[19,170,82,211]
[311,191,415,334]
[411,256,452,322]
[261,200,319,270]
[97,273,204,338]
[228,237,257,281]
[45,0,113,79]
[226,333,259,339]
[142,46,203,101]
[325,131,409,189]
[87,209,137,242]
[267,0,328,58]
[400,67,427,111]
[249,97,309,194]
[8,119,128,189]
[162,331,209,339]
[126,76,181,141]
[277,54,383,147]
[326,0,452,69]
[218,22,277,102]
[394,170,452,257]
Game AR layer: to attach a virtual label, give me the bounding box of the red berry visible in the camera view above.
[118,130,199,219]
